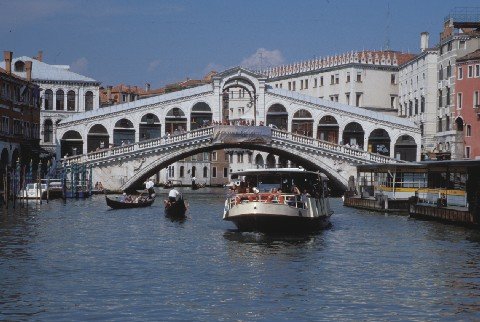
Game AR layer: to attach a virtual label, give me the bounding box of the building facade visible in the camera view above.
[1,51,41,184]
[398,33,439,159]
[0,51,101,154]
[435,13,480,159]
[455,49,480,159]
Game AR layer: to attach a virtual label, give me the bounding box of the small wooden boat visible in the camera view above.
[106,194,155,209]
[165,196,187,218]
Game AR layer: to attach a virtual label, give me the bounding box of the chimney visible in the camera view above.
[37,50,43,62]
[420,32,429,52]
[25,61,32,81]
[145,83,151,92]
[107,86,112,101]
[3,51,12,74]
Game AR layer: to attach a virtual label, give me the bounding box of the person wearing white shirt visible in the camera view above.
[168,188,180,202]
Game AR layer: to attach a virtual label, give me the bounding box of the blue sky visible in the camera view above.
[1,0,479,88]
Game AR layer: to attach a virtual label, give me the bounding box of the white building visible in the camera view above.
[398,32,439,159]
[0,52,101,154]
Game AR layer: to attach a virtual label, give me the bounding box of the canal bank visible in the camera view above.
[344,160,480,227]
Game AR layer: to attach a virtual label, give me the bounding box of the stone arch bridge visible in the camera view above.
[56,67,420,191]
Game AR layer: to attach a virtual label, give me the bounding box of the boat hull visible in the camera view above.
[224,201,331,233]
[106,196,155,209]
[165,198,187,218]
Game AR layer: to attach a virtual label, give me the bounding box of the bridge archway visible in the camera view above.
[114,119,135,146]
[278,156,288,168]
[394,135,417,161]
[266,104,288,130]
[139,113,161,141]
[292,109,313,137]
[87,124,109,152]
[317,115,339,143]
[221,75,257,124]
[266,154,276,168]
[368,128,390,156]
[61,130,83,157]
[166,107,187,134]
[255,154,264,168]
[343,122,364,148]
[190,102,212,130]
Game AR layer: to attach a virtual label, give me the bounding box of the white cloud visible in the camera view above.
[203,62,224,74]
[70,57,88,74]
[147,59,161,73]
[241,48,285,70]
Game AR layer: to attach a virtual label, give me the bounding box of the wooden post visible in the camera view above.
[46,178,50,203]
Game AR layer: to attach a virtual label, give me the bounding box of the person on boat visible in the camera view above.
[191,176,196,188]
[124,194,133,203]
[292,185,301,195]
[145,179,155,196]
[168,188,180,203]
[119,192,126,202]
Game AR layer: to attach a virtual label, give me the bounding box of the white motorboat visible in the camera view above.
[223,168,332,233]
[18,183,47,199]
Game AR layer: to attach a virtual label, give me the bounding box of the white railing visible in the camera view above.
[62,126,215,166]
[271,129,403,164]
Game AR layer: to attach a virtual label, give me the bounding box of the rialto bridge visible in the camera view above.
[55,67,420,191]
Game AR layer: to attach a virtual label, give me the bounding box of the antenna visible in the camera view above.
[384,2,391,50]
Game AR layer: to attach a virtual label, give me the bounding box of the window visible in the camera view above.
[458,67,463,80]
[330,95,338,102]
[346,72,351,83]
[212,167,217,178]
[300,80,303,90]
[474,91,479,108]
[237,153,243,163]
[335,74,339,84]
[85,91,93,111]
[320,76,324,86]
[211,151,217,161]
[438,117,442,132]
[465,146,471,159]
[459,40,466,49]
[438,90,442,108]
[203,166,208,178]
[43,119,53,142]
[355,93,362,107]
[356,72,362,82]
[346,93,350,105]
[203,152,209,161]
[421,96,425,113]
[180,166,184,177]
[314,78,317,88]
[439,66,443,80]
[191,154,197,161]
[292,81,296,91]
[288,82,291,90]
[445,115,450,131]
[330,75,335,84]
[304,79,308,89]
[44,89,53,110]
[457,93,463,109]
[223,167,228,178]
[446,87,450,106]
[466,125,472,137]
[56,89,64,110]
[67,90,75,111]
[468,65,474,78]
[409,101,413,116]
[168,165,175,178]
[414,98,418,114]
[447,62,451,78]
[476,65,480,77]
[390,74,396,84]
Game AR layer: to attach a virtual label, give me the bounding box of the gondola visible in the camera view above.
[106,194,155,209]
[164,196,187,218]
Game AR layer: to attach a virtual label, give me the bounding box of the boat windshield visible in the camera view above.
[26,183,35,190]
[243,172,324,197]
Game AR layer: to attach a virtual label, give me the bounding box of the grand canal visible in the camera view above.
[1,188,480,321]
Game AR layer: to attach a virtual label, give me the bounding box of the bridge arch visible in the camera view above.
[317,115,339,143]
[266,103,288,130]
[165,107,187,134]
[393,134,417,161]
[367,128,391,156]
[291,109,313,137]
[255,154,264,168]
[61,130,83,157]
[342,121,364,148]
[190,102,212,130]
[266,153,276,168]
[120,141,349,193]
[87,124,109,152]
[113,118,135,146]
[139,113,161,141]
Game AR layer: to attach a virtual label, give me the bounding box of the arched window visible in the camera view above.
[44,89,53,110]
[14,61,25,72]
[85,91,94,111]
[56,89,64,110]
[67,90,76,111]
[203,166,208,178]
[43,119,53,143]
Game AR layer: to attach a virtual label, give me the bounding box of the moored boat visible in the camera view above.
[106,194,155,209]
[18,183,47,199]
[223,168,332,233]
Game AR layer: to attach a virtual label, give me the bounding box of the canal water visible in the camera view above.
[1,188,480,321]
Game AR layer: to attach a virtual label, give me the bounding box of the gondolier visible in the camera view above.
[168,187,180,202]
[145,178,155,196]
